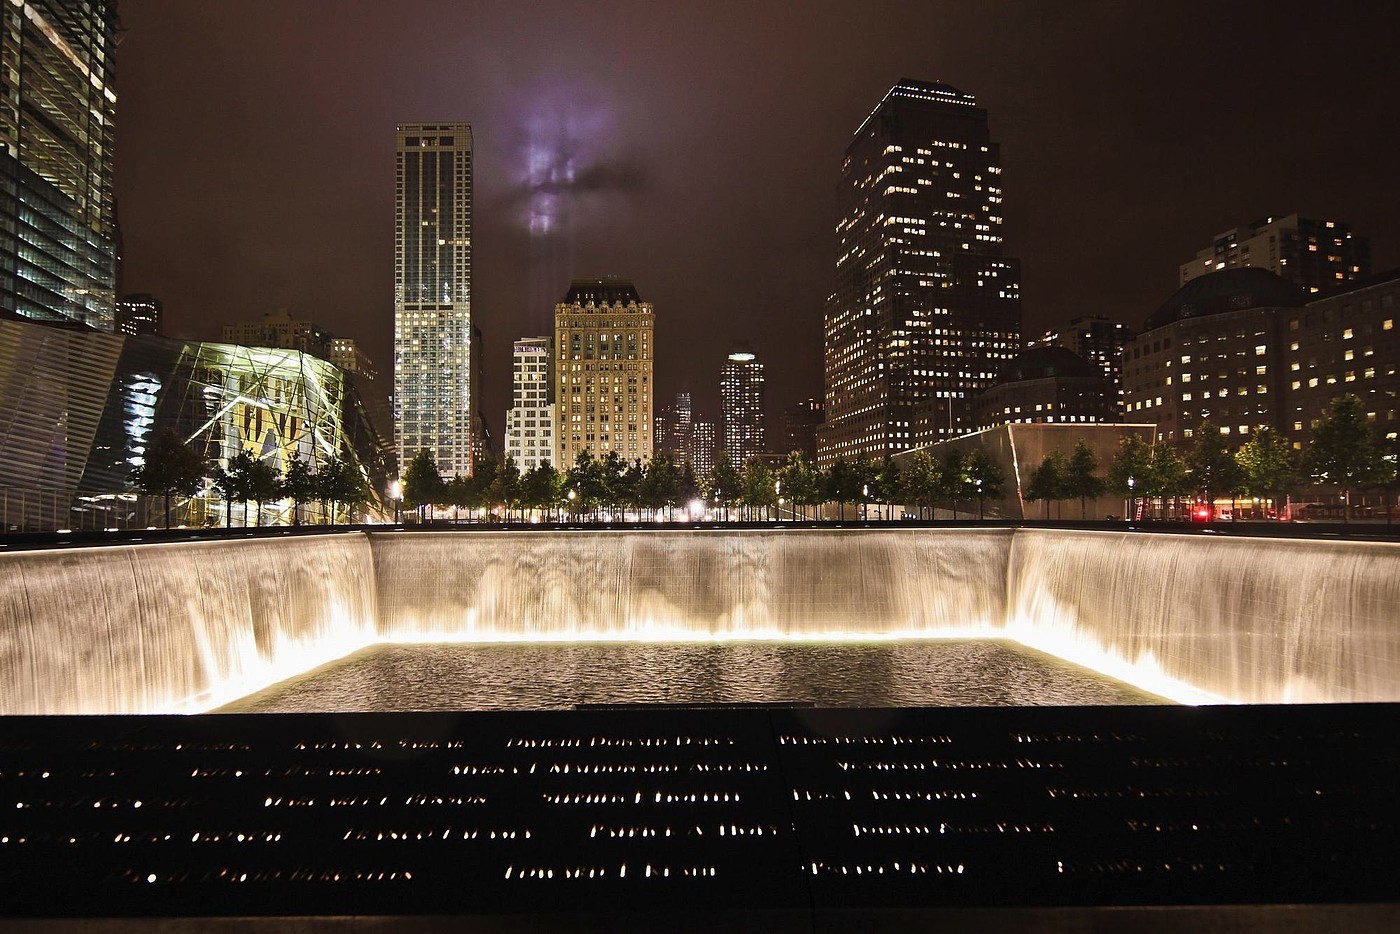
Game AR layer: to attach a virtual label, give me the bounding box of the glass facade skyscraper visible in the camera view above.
[394,123,474,477]
[0,0,119,330]
[819,81,1021,465]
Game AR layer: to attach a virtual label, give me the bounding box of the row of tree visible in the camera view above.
[128,428,369,528]
[402,445,1010,522]
[1021,396,1397,522]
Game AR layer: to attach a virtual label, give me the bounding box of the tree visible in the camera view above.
[939,450,973,519]
[444,474,472,522]
[740,458,777,520]
[1106,434,1154,520]
[522,460,563,521]
[963,449,1004,520]
[825,458,860,521]
[280,458,316,526]
[218,450,263,527]
[1304,394,1392,523]
[243,456,280,527]
[1064,439,1105,519]
[1024,450,1067,520]
[402,449,445,522]
[564,449,606,518]
[899,449,941,520]
[321,458,367,524]
[129,428,207,529]
[1186,421,1245,514]
[778,451,822,521]
[210,461,243,528]
[707,451,742,521]
[1148,441,1189,518]
[872,456,902,521]
[489,454,522,521]
[1235,426,1299,516]
[598,450,630,517]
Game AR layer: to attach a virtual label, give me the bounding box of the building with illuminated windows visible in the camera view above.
[505,335,556,472]
[1028,316,1132,415]
[116,293,163,337]
[973,347,1117,432]
[720,350,766,465]
[394,123,474,477]
[781,397,824,460]
[0,1,119,330]
[553,278,654,466]
[819,80,1021,466]
[1121,266,1400,454]
[1178,213,1370,296]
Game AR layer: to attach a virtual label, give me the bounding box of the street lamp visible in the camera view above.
[1127,475,1135,522]
[775,479,782,522]
[862,483,869,522]
[388,479,402,525]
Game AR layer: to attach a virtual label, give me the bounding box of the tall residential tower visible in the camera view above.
[505,335,556,472]
[819,81,1021,465]
[394,123,474,477]
[1,1,119,329]
[720,350,766,465]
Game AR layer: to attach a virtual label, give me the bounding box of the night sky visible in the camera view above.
[115,0,1400,436]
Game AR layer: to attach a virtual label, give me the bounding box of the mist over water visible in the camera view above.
[222,640,1162,713]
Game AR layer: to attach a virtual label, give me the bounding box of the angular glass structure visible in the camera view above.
[0,317,391,530]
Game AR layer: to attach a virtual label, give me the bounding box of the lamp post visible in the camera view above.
[389,479,402,525]
[976,478,984,521]
[1127,475,1135,522]
[861,483,869,522]
[774,479,782,522]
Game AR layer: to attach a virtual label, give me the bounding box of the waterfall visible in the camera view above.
[1,526,1397,714]
[1005,528,1400,704]
[0,534,377,715]
[370,529,1011,641]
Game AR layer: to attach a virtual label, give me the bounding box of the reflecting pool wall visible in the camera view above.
[0,533,377,715]
[1,527,1397,714]
[370,529,1011,641]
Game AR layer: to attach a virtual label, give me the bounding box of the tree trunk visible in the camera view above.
[164,491,171,529]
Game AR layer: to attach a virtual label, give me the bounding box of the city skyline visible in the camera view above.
[113,1,1400,439]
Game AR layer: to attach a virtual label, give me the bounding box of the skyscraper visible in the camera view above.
[394,124,474,477]
[1178,214,1370,295]
[505,335,556,472]
[819,80,1021,465]
[554,278,654,466]
[116,294,163,337]
[1,1,119,329]
[720,350,766,465]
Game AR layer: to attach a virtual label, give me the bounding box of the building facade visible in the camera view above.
[505,335,556,472]
[0,315,391,530]
[116,293,163,337]
[689,419,716,479]
[720,350,766,465]
[394,123,474,477]
[1123,269,1303,445]
[553,278,654,466]
[0,0,119,330]
[1179,214,1370,296]
[1284,271,1399,447]
[222,309,333,358]
[780,398,824,460]
[328,338,378,382]
[819,80,1021,465]
[1030,315,1132,415]
[974,347,1117,432]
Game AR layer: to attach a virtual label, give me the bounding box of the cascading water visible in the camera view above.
[0,533,377,715]
[371,529,1011,641]
[1005,528,1400,704]
[1,526,1397,715]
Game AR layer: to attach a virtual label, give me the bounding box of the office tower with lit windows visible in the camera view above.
[1179,213,1370,295]
[1029,315,1132,415]
[781,397,824,460]
[394,123,474,477]
[689,419,716,479]
[554,278,654,466]
[116,294,163,337]
[1,1,119,330]
[818,80,1021,465]
[505,335,556,472]
[720,350,766,465]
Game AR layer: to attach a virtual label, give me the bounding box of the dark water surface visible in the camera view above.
[222,639,1164,712]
